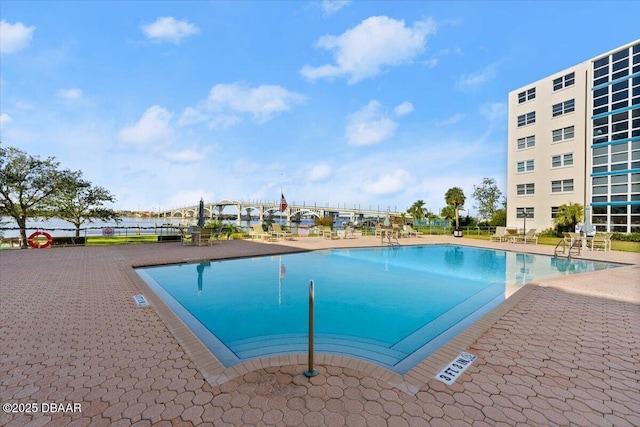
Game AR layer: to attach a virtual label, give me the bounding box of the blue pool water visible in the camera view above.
[137,245,621,374]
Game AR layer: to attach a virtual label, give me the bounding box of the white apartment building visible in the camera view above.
[507,40,640,233]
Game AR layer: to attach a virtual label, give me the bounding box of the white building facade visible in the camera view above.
[507,40,640,233]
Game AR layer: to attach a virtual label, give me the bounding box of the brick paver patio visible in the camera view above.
[1,236,639,426]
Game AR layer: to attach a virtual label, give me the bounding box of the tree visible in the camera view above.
[0,145,71,248]
[406,200,427,223]
[53,172,120,237]
[445,187,466,230]
[489,197,507,227]
[554,202,584,232]
[440,205,456,222]
[472,177,502,223]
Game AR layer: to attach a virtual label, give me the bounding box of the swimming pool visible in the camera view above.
[136,245,621,374]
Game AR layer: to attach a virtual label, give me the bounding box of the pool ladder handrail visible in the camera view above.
[381,230,400,247]
[553,236,580,259]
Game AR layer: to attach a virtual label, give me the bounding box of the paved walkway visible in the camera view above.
[1,236,639,426]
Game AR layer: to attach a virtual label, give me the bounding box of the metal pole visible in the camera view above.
[304,280,318,377]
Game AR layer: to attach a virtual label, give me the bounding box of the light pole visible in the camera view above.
[523,210,530,236]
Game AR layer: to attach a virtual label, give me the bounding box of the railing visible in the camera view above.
[0,225,186,248]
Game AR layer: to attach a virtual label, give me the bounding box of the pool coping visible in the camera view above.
[126,243,574,396]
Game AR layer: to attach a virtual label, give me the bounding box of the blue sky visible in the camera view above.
[1,1,639,214]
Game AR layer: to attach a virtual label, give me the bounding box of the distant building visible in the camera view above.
[507,40,639,233]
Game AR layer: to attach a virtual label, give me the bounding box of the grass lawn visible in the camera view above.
[462,234,640,253]
[87,235,162,245]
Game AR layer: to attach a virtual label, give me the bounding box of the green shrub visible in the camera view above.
[314,216,334,228]
[538,228,562,237]
[611,232,640,242]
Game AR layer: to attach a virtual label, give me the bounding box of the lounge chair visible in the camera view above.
[196,227,215,246]
[505,228,519,243]
[515,229,537,244]
[587,233,612,251]
[271,223,292,240]
[402,225,421,238]
[321,226,338,239]
[490,227,508,242]
[181,228,193,245]
[251,224,273,241]
[338,225,359,239]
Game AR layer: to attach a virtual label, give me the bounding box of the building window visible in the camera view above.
[553,72,575,91]
[517,135,535,149]
[552,126,575,142]
[551,206,559,219]
[552,179,574,193]
[551,153,574,168]
[517,160,534,173]
[518,112,536,127]
[518,88,536,103]
[516,207,534,219]
[517,183,535,195]
[552,99,575,117]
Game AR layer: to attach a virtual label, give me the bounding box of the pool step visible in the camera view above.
[228,333,407,366]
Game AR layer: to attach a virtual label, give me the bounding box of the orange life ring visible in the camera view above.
[27,231,53,249]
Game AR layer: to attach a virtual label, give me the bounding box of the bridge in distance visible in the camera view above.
[158,199,407,225]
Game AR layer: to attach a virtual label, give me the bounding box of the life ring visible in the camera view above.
[27,231,53,249]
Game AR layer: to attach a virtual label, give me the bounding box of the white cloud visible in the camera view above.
[421,58,438,69]
[480,102,506,122]
[301,16,436,84]
[361,168,412,195]
[0,20,36,54]
[346,100,398,146]
[163,148,206,163]
[457,65,497,90]
[180,82,306,127]
[0,112,12,136]
[320,0,350,15]
[308,162,332,181]
[118,105,173,146]
[57,88,83,100]
[141,17,199,44]
[394,101,414,117]
[436,113,464,126]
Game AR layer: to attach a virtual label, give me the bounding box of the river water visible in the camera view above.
[0,216,324,238]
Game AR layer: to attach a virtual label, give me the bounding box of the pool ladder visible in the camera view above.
[554,237,580,259]
[381,232,400,248]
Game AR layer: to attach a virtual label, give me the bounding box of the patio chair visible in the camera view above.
[587,233,612,251]
[181,228,193,245]
[321,226,338,239]
[196,227,215,246]
[515,229,538,244]
[505,228,519,243]
[490,227,508,242]
[402,225,420,238]
[251,224,273,241]
[271,223,292,240]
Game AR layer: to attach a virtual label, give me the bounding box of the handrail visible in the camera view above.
[304,280,318,378]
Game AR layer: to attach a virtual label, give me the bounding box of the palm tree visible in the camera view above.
[554,202,584,232]
[445,187,466,231]
[407,200,427,224]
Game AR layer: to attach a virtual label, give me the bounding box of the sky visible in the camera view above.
[1,1,639,215]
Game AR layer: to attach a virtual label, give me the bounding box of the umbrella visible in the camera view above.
[197,198,205,227]
[384,211,390,227]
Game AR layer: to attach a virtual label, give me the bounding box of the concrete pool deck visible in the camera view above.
[1,236,639,426]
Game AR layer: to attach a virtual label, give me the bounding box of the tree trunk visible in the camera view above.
[18,217,28,249]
